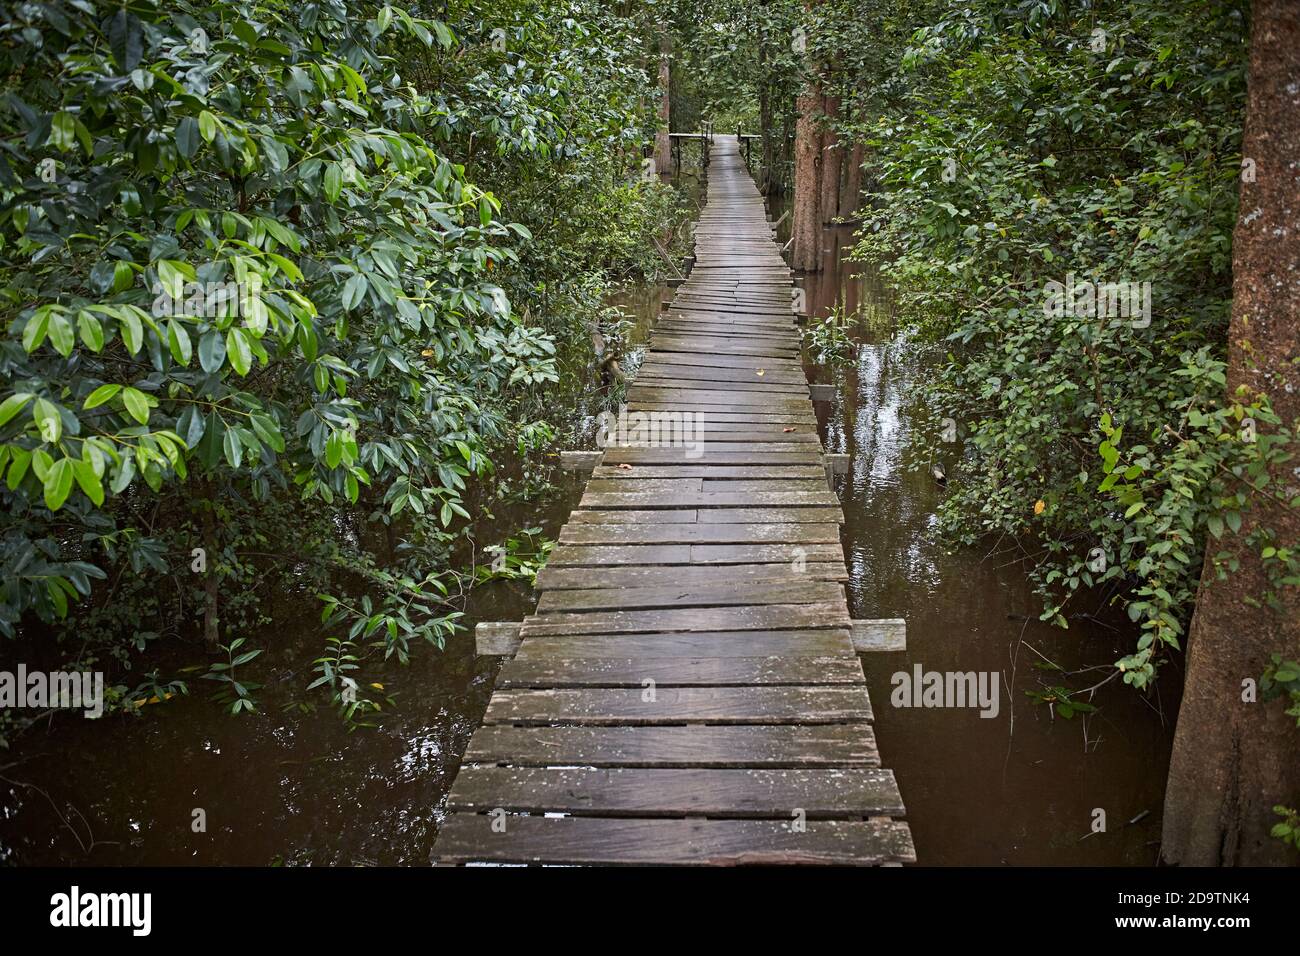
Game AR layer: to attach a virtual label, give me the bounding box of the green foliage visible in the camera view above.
[845,0,1297,685]
[0,0,679,730]
[476,526,553,585]
[802,305,859,365]
[1261,654,1300,728]
[0,0,544,623]
[1024,684,1098,720]
[1271,805,1300,853]
[202,637,262,714]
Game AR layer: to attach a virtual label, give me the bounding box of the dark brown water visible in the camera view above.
[0,200,1176,867]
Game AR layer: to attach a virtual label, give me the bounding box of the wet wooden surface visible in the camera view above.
[431,136,913,866]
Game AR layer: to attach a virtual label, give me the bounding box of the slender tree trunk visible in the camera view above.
[197,478,220,647]
[843,141,864,216]
[790,80,822,271]
[654,31,672,177]
[818,93,841,222]
[1162,0,1300,867]
[759,33,774,194]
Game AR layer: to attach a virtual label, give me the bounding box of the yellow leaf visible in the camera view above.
[1034,500,1046,515]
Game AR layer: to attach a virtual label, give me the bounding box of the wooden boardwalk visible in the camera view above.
[432,136,914,866]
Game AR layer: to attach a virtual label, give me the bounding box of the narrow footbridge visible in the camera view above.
[431,136,914,866]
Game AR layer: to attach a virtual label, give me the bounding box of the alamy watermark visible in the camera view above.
[50,886,150,936]
[891,664,1000,718]
[1042,272,1151,328]
[151,275,263,319]
[0,665,103,718]
[596,404,706,459]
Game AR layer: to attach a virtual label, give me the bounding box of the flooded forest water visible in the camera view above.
[0,167,1178,867]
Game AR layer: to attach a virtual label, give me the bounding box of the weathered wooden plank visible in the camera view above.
[626,387,808,407]
[570,505,841,524]
[695,479,830,492]
[633,377,810,395]
[695,507,843,523]
[566,509,700,524]
[604,443,821,456]
[497,654,864,688]
[654,323,795,335]
[649,332,801,350]
[433,816,914,866]
[591,465,826,479]
[690,543,845,563]
[462,723,877,766]
[483,685,871,724]
[851,618,908,652]
[557,522,842,546]
[582,478,704,494]
[647,340,798,359]
[636,353,804,371]
[536,579,845,613]
[595,454,825,470]
[445,766,905,817]
[634,369,806,387]
[545,544,694,566]
[579,490,837,508]
[535,561,847,590]
[475,621,522,656]
[618,421,818,435]
[655,317,797,331]
[624,401,815,418]
[518,602,850,638]
[558,450,601,471]
[514,628,856,660]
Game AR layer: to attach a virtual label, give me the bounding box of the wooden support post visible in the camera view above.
[823,452,849,491]
[851,619,907,652]
[809,384,837,402]
[476,622,523,657]
[559,450,601,472]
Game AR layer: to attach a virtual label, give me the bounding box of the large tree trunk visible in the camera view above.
[653,31,672,177]
[790,80,822,271]
[818,93,841,222]
[843,141,864,216]
[1161,0,1300,867]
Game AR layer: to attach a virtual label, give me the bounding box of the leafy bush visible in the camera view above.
[0,0,677,727]
[849,0,1296,685]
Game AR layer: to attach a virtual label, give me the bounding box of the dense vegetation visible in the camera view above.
[673,0,1296,692]
[0,0,690,735]
[846,0,1291,693]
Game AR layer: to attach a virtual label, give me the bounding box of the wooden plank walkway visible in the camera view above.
[432,136,914,866]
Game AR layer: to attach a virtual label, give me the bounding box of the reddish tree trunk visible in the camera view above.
[653,31,671,177]
[819,93,841,222]
[790,80,822,271]
[1161,0,1300,866]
